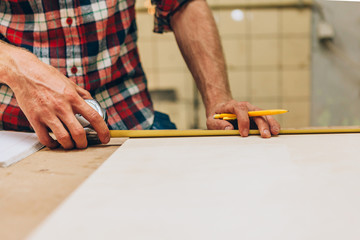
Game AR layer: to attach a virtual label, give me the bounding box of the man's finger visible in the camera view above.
[252,116,271,138]
[76,86,92,99]
[74,100,110,144]
[234,103,250,137]
[60,113,88,149]
[32,123,59,149]
[265,115,281,135]
[207,118,234,130]
[45,118,75,150]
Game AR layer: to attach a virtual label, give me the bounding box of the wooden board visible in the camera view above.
[0,138,126,240]
[29,134,360,240]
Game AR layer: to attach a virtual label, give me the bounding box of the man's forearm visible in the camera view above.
[171,0,232,116]
[0,40,16,86]
[0,40,29,89]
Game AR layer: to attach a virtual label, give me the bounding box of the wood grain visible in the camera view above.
[0,138,126,240]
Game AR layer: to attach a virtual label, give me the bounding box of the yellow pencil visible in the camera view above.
[213,109,288,120]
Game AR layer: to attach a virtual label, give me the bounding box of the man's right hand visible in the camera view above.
[0,42,110,149]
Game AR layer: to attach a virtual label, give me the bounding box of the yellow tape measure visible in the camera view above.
[110,128,360,138]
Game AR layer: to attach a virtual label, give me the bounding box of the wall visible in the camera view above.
[311,0,360,126]
[136,0,312,129]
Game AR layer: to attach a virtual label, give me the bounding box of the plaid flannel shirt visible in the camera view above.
[0,0,188,131]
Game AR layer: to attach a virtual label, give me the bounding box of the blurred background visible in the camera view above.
[135,0,360,129]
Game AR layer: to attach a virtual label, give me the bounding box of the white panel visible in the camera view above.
[29,134,360,240]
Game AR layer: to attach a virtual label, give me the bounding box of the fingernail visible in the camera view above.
[241,129,248,137]
[225,126,232,130]
[272,127,279,133]
[263,129,270,136]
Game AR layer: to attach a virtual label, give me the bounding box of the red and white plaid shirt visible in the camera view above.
[0,0,188,131]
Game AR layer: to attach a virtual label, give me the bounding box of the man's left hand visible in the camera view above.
[206,100,281,138]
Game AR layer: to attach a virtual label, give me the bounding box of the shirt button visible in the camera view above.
[71,66,78,74]
[66,17,73,26]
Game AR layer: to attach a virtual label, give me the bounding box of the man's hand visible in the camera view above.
[206,100,281,138]
[0,42,110,149]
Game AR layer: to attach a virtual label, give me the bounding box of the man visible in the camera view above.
[0,0,280,150]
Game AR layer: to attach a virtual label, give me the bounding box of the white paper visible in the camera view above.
[0,131,44,167]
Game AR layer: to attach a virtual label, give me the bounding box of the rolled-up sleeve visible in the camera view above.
[151,0,191,33]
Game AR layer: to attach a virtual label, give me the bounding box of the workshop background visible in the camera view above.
[135,0,360,129]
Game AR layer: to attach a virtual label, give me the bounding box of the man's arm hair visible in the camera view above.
[170,0,232,117]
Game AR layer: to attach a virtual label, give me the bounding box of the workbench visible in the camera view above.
[0,139,126,240]
[2,133,360,240]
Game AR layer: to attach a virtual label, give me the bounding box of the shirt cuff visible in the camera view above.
[151,0,191,33]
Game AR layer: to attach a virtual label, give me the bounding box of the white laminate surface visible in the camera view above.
[29,134,360,240]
